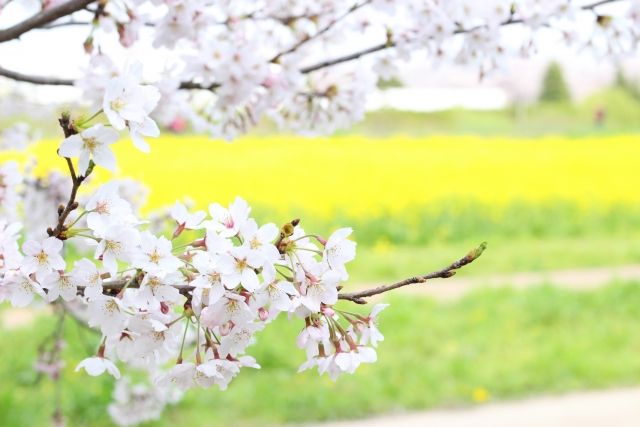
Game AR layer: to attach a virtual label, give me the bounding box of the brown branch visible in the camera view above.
[74,242,487,303]
[338,242,487,304]
[0,0,96,43]
[46,113,91,240]
[76,277,196,297]
[0,64,75,86]
[270,0,371,63]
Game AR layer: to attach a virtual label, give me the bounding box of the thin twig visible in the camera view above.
[270,1,371,63]
[338,242,487,304]
[47,114,90,240]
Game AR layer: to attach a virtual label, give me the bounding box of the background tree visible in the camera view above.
[539,62,572,103]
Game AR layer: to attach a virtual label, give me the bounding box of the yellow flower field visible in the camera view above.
[4,134,640,217]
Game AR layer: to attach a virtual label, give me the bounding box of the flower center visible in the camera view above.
[250,237,261,250]
[149,249,162,264]
[235,258,248,271]
[95,201,110,214]
[105,240,122,254]
[82,136,98,152]
[104,299,119,313]
[36,250,48,265]
[110,98,125,112]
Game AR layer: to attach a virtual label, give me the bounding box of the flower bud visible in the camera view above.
[83,36,94,54]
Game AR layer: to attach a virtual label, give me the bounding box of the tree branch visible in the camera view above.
[0,64,74,85]
[0,0,622,91]
[46,113,92,240]
[0,0,96,43]
[271,0,371,63]
[300,0,624,73]
[75,242,487,303]
[338,242,487,304]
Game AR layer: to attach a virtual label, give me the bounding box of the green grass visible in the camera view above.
[2,281,640,426]
[251,200,640,248]
[345,88,640,137]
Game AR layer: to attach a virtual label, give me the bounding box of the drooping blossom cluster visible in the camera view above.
[0,170,387,422]
[1,1,639,139]
[0,63,394,425]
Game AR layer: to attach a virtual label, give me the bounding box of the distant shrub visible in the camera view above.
[614,68,640,102]
[539,62,571,103]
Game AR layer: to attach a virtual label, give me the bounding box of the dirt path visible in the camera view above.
[355,264,640,301]
[306,387,640,427]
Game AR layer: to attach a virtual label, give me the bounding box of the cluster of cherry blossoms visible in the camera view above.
[3,183,386,383]
[1,1,639,139]
[0,62,399,425]
[71,0,639,138]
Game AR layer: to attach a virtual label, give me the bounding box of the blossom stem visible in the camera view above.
[65,210,89,228]
[79,108,103,126]
[177,317,190,364]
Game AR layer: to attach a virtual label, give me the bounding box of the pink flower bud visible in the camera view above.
[321,306,335,317]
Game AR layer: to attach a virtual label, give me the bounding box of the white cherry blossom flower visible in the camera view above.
[204,197,250,238]
[103,63,160,152]
[94,225,140,277]
[42,272,79,302]
[201,292,253,328]
[20,237,65,280]
[239,219,280,266]
[134,272,183,311]
[87,296,129,336]
[358,303,389,347]
[85,183,137,234]
[323,227,356,279]
[334,346,377,374]
[155,363,196,391]
[171,201,206,236]
[204,230,233,255]
[133,232,182,277]
[76,356,121,379]
[58,124,119,174]
[218,322,264,358]
[220,245,263,292]
[299,269,341,313]
[0,220,22,271]
[3,272,46,307]
[72,258,104,301]
[190,252,231,307]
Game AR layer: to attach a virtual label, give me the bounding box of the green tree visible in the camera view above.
[539,61,571,103]
[614,68,640,102]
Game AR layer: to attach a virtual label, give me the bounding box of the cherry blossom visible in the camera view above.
[20,237,65,280]
[133,232,182,278]
[93,225,140,277]
[58,124,119,174]
[103,63,161,152]
[3,272,46,307]
[76,356,121,379]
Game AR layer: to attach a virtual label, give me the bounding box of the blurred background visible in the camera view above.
[1,47,640,426]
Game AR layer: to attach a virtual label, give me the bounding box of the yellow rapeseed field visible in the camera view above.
[4,134,640,217]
